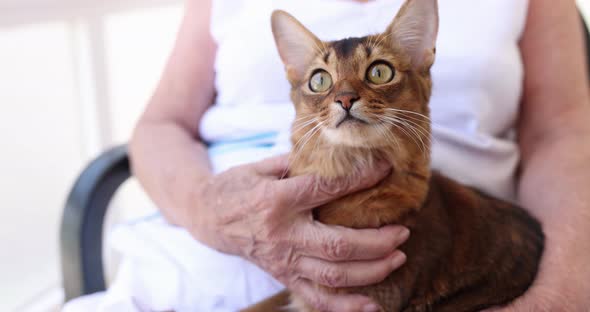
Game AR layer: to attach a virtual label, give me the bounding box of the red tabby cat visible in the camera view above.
[244,0,544,311]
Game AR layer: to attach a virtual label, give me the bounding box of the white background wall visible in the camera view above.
[0,1,182,310]
[582,1,590,20]
[0,1,589,311]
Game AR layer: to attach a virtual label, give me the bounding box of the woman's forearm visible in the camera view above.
[130,121,212,227]
[517,129,590,303]
[515,1,590,304]
[129,0,216,227]
[519,131,590,236]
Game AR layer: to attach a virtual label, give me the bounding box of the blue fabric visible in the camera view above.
[208,132,279,156]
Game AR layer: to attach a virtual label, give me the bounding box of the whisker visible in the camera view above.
[384,114,431,142]
[383,111,438,146]
[372,32,389,49]
[396,118,429,153]
[291,118,318,135]
[390,113,430,125]
[294,121,324,154]
[381,115,430,147]
[283,121,319,178]
[377,115,427,155]
[309,123,325,158]
[373,119,401,151]
[291,116,315,128]
[400,118,436,146]
[291,123,324,163]
[368,34,379,51]
[310,40,329,60]
[292,114,315,123]
[382,108,431,121]
[283,120,325,179]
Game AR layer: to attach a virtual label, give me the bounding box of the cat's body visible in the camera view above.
[247,144,543,312]
[244,0,544,310]
[289,172,543,312]
[244,166,543,311]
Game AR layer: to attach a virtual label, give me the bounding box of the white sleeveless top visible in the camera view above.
[201,0,529,201]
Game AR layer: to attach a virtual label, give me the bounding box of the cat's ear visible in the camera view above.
[271,10,323,80]
[386,0,439,70]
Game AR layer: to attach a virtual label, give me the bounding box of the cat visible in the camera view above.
[244,0,544,311]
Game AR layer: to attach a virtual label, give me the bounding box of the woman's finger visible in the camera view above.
[298,223,410,261]
[295,250,406,288]
[290,278,382,312]
[274,160,392,211]
[250,154,290,177]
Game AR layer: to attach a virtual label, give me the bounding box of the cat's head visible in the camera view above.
[272,0,438,155]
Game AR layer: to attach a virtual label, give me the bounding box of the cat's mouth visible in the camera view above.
[335,114,368,128]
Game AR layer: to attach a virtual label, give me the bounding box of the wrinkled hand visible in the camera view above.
[189,155,409,312]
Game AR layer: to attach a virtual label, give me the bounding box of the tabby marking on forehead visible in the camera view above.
[330,37,367,58]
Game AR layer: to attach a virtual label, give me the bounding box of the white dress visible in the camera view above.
[64,0,529,311]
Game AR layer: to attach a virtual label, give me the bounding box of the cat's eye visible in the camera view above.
[367,62,395,85]
[309,70,333,93]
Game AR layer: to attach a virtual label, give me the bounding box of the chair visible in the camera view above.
[59,14,590,302]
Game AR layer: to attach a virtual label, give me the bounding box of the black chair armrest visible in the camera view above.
[60,145,131,301]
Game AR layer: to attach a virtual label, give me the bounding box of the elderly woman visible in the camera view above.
[67,0,590,311]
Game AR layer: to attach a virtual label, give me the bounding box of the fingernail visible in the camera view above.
[398,227,410,242]
[391,251,407,268]
[363,303,380,312]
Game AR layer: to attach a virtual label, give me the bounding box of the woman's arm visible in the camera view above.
[507,0,590,309]
[129,0,216,225]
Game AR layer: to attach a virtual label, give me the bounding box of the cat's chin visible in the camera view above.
[321,125,386,148]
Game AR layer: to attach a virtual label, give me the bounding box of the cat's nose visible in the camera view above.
[335,92,360,111]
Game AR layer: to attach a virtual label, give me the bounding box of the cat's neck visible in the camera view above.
[290,134,431,223]
[290,133,429,178]
[290,144,386,178]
